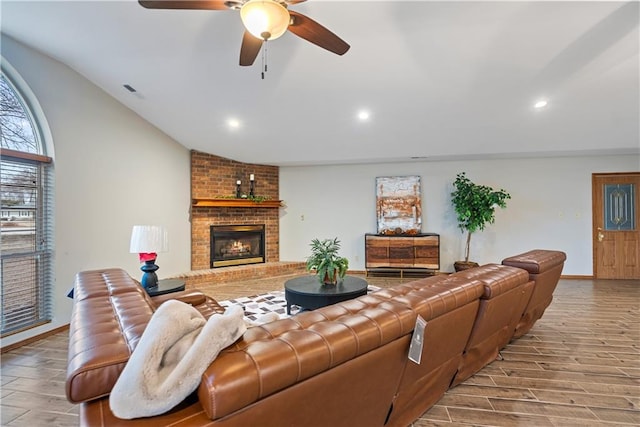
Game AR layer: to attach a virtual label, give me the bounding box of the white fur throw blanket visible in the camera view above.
[109,300,246,419]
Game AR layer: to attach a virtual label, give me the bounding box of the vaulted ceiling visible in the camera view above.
[2,1,638,166]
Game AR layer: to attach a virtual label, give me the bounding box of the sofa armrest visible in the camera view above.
[152,290,227,319]
[151,290,207,307]
[502,249,566,339]
[66,269,153,404]
[502,249,566,274]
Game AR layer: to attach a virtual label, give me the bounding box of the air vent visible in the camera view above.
[123,84,137,93]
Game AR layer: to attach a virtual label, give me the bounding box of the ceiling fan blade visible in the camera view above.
[138,0,231,10]
[288,10,349,56]
[239,31,263,66]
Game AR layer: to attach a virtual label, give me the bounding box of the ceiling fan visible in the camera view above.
[138,0,350,66]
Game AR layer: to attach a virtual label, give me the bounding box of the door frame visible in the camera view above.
[591,171,640,279]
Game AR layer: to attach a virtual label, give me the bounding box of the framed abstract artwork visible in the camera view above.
[376,176,422,234]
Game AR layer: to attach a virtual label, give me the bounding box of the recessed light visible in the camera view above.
[357,110,371,121]
[534,100,548,109]
[227,119,240,129]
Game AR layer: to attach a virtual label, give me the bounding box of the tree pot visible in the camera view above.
[454,261,480,272]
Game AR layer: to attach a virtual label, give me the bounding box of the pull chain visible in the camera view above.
[261,41,268,80]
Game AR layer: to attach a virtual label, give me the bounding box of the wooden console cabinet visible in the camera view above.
[365,233,440,275]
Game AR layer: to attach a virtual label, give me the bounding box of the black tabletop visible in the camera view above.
[146,278,185,296]
[284,275,368,296]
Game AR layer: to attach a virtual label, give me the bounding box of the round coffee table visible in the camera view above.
[284,275,368,315]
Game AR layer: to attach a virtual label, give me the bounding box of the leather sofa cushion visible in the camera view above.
[197,276,484,420]
[450,264,529,298]
[502,249,567,274]
[379,274,485,318]
[66,269,154,404]
[197,298,414,419]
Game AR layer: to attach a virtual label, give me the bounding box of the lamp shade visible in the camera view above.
[240,0,290,41]
[129,225,168,253]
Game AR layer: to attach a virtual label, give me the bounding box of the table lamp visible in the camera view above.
[129,225,168,289]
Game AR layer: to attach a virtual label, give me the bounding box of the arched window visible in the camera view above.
[1,69,54,336]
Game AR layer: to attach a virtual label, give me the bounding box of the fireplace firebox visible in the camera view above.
[210,224,265,268]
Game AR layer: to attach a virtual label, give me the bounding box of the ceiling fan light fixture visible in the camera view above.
[240,0,290,41]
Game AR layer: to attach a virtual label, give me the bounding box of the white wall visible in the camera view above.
[1,34,637,348]
[1,35,192,347]
[279,155,639,276]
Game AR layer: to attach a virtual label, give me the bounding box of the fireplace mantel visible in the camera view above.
[192,198,283,208]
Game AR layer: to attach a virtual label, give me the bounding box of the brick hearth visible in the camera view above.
[172,261,306,288]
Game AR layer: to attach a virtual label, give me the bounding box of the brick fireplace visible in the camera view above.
[210,224,265,268]
[190,151,280,271]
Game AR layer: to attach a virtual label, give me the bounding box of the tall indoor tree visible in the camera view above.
[451,172,511,270]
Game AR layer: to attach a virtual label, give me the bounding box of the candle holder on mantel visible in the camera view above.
[249,174,255,197]
[236,180,242,198]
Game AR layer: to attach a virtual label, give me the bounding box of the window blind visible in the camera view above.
[1,156,53,336]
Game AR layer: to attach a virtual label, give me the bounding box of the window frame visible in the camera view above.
[1,65,54,338]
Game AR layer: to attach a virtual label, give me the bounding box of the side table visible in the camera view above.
[146,278,186,297]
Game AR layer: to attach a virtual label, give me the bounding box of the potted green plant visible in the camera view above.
[306,238,349,285]
[451,172,511,271]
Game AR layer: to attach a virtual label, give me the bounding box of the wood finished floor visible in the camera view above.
[1,275,638,426]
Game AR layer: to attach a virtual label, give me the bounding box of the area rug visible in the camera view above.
[219,286,380,322]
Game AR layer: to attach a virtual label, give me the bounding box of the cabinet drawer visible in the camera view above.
[388,238,413,249]
[366,236,389,247]
[366,247,389,267]
[414,235,439,247]
[389,246,413,260]
[388,249,414,267]
[415,247,438,258]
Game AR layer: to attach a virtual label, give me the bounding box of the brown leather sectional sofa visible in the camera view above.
[66,249,566,426]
